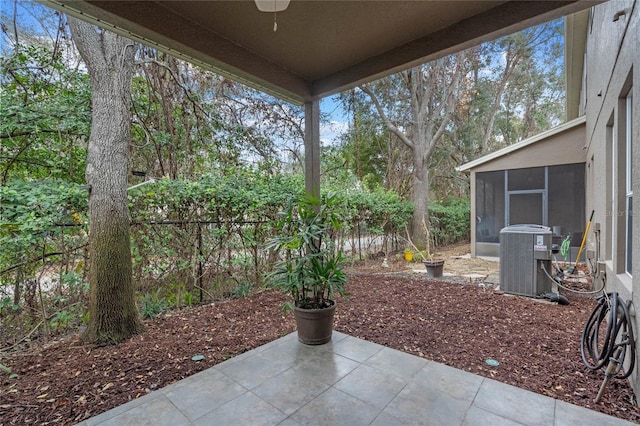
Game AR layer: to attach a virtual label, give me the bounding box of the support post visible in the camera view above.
[304,100,321,198]
[197,223,203,303]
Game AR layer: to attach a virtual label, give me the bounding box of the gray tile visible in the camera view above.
[253,368,330,415]
[311,330,349,349]
[161,367,214,390]
[473,378,554,426]
[331,335,384,362]
[83,333,635,426]
[218,351,295,389]
[290,387,380,426]
[334,364,407,409]
[277,418,303,426]
[163,368,246,421]
[214,333,297,370]
[278,330,350,358]
[331,331,349,342]
[85,391,164,426]
[463,406,523,426]
[384,380,472,425]
[554,400,636,426]
[364,347,428,380]
[292,351,360,385]
[414,362,483,401]
[89,394,190,426]
[370,410,426,426]
[261,338,330,367]
[193,392,286,425]
[215,346,262,369]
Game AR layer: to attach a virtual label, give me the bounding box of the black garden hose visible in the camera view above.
[580,292,636,380]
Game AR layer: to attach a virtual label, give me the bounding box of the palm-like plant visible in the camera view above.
[267,191,348,313]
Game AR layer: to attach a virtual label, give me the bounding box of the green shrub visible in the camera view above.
[429,198,470,246]
[140,290,168,319]
[231,282,253,299]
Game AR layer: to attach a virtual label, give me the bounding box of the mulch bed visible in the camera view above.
[1,272,639,424]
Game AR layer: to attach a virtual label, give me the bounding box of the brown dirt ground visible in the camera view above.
[1,244,639,424]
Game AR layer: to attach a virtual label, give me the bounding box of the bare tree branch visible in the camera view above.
[360,84,415,150]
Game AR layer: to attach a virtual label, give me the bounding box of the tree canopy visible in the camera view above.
[1,1,564,345]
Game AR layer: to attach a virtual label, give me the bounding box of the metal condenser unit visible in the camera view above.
[499,224,552,297]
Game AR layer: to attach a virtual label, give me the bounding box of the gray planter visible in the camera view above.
[423,259,445,278]
[293,301,336,345]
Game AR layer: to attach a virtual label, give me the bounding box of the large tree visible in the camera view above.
[356,20,564,247]
[360,52,469,248]
[68,17,144,345]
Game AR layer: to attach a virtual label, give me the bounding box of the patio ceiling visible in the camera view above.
[42,0,599,104]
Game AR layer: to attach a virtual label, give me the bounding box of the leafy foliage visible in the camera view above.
[429,198,471,246]
[1,41,91,183]
[0,178,88,270]
[139,290,169,319]
[266,192,348,311]
[1,2,475,348]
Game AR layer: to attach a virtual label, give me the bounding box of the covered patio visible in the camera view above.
[36,2,620,425]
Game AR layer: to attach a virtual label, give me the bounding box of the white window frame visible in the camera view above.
[611,124,616,261]
[625,91,633,276]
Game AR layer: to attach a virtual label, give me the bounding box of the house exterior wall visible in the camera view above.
[471,124,586,173]
[583,0,639,398]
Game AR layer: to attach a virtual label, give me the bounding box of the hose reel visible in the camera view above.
[580,292,636,403]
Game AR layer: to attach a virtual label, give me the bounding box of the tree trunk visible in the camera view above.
[361,57,464,250]
[412,163,430,249]
[68,17,144,345]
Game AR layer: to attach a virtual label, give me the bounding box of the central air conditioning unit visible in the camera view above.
[499,224,552,297]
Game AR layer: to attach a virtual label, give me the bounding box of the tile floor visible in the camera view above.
[78,332,634,426]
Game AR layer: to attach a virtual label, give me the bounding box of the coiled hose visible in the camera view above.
[581,292,636,379]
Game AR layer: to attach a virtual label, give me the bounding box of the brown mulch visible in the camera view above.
[2,268,639,424]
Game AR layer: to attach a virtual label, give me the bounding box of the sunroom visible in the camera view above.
[458,116,587,261]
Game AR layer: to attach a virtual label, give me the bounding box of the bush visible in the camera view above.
[429,198,470,246]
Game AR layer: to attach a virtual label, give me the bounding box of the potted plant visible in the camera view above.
[422,228,445,278]
[266,191,348,345]
[423,257,445,278]
[405,226,445,278]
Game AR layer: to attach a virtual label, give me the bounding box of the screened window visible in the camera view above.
[548,163,586,244]
[508,167,545,191]
[476,171,504,243]
[474,164,585,260]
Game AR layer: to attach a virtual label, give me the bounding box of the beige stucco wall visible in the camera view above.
[470,123,586,173]
[583,0,639,399]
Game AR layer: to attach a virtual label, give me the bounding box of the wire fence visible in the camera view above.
[0,218,404,348]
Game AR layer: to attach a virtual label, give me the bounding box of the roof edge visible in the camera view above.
[456,115,586,172]
[39,0,307,105]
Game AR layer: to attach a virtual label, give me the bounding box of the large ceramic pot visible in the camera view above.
[423,259,445,278]
[293,301,336,345]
